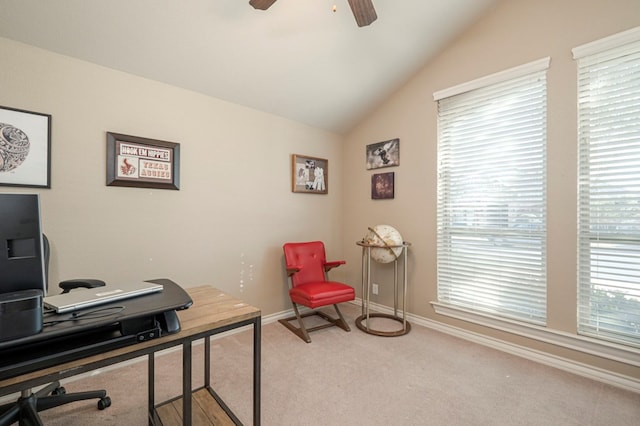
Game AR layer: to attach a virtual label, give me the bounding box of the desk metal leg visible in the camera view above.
[204,336,211,389]
[183,342,192,425]
[148,353,155,426]
[253,318,261,426]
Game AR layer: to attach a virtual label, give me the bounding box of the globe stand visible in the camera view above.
[355,240,411,336]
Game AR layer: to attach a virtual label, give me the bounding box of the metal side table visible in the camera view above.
[355,240,411,336]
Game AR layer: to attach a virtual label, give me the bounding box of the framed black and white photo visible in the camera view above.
[106,132,180,190]
[366,138,399,170]
[291,154,328,194]
[0,106,51,188]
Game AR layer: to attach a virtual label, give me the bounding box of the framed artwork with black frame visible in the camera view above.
[291,154,328,194]
[0,106,51,188]
[106,132,180,190]
[366,138,399,170]
[372,172,394,199]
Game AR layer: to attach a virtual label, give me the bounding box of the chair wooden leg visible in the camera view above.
[278,303,312,343]
[332,304,351,332]
[278,302,351,343]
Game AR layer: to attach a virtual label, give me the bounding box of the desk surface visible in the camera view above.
[0,285,261,395]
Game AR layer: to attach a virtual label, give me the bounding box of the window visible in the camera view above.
[435,58,549,325]
[574,28,640,347]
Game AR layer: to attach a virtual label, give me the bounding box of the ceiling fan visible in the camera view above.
[249,0,378,27]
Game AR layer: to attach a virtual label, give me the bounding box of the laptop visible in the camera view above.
[44,281,163,313]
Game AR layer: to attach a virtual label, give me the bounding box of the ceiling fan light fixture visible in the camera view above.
[249,0,378,28]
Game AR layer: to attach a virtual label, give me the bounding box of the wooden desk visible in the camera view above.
[0,286,261,425]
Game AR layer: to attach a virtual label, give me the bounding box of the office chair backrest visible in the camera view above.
[283,241,327,288]
[43,233,50,290]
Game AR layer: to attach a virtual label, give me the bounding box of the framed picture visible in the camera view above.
[366,138,399,170]
[291,154,328,194]
[372,172,394,199]
[0,106,51,188]
[106,132,180,190]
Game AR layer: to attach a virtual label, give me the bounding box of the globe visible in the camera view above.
[363,224,403,263]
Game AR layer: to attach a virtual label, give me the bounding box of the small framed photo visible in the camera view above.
[0,105,51,188]
[291,154,328,194]
[372,172,394,199]
[106,132,180,190]
[366,138,399,170]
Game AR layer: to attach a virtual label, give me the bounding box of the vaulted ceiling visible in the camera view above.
[0,0,497,133]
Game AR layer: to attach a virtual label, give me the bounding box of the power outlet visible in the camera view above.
[372,283,379,295]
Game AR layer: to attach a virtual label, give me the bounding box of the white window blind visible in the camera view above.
[436,62,548,325]
[576,33,640,347]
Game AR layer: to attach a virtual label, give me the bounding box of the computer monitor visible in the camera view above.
[0,194,47,296]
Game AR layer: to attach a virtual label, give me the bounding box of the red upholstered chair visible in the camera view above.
[280,241,355,343]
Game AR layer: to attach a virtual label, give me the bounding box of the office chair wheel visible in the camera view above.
[52,386,66,395]
[98,396,111,410]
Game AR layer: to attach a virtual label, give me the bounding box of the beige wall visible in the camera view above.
[342,0,640,379]
[0,37,345,315]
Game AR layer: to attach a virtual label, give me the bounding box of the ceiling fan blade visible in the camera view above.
[249,0,278,10]
[347,0,378,27]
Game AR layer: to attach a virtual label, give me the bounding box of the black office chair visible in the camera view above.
[0,234,111,426]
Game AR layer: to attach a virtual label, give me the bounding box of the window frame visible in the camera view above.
[434,57,550,326]
[574,27,640,348]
